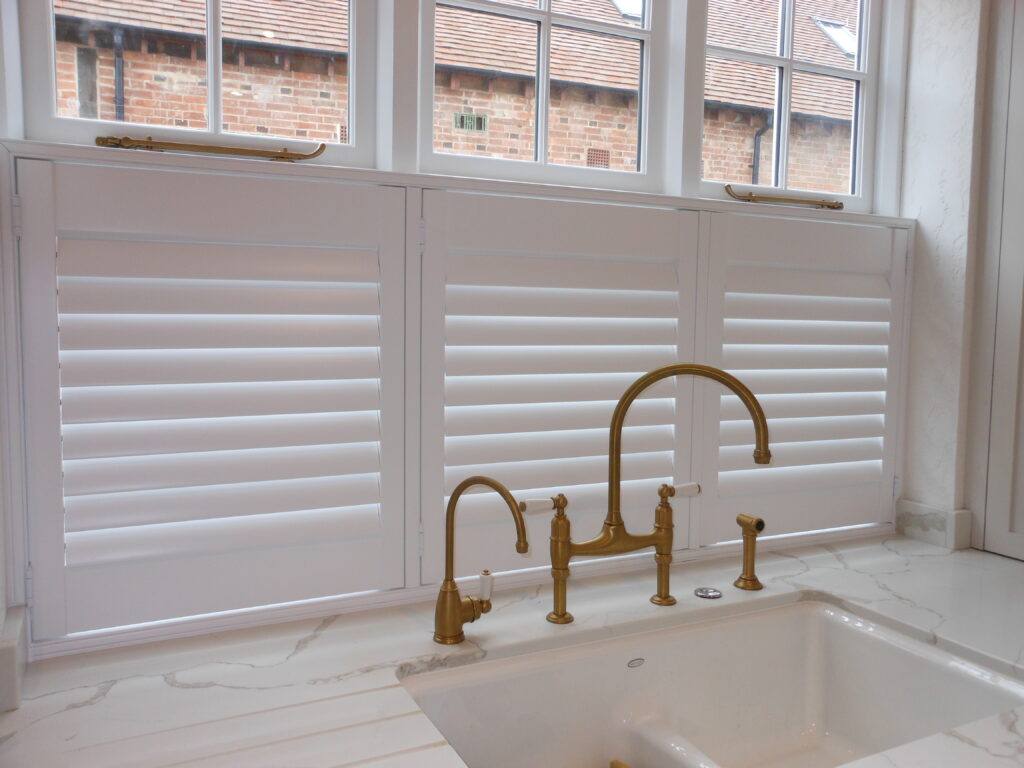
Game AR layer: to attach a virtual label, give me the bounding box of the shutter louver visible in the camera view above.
[56,240,387,569]
[700,214,906,543]
[421,192,696,582]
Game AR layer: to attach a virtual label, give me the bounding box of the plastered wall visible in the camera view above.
[899,0,987,517]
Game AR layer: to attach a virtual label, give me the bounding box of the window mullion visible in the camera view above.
[537,13,551,165]
[780,0,795,58]
[776,0,796,189]
[208,0,223,136]
[776,63,790,189]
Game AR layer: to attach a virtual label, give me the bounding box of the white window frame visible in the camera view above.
[692,0,887,214]
[18,0,377,168]
[418,0,672,193]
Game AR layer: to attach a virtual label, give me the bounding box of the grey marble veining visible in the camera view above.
[0,535,1022,767]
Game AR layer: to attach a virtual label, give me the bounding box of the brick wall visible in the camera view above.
[57,38,851,191]
[434,70,639,169]
[57,40,348,142]
[703,103,853,194]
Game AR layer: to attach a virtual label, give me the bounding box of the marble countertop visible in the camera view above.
[1,535,1023,767]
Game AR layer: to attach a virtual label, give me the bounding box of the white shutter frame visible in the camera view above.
[696,213,908,545]
[21,162,407,637]
[420,191,699,585]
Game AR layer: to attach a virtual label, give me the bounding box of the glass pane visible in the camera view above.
[788,71,856,194]
[54,0,208,128]
[222,0,349,142]
[434,7,538,161]
[793,0,861,70]
[703,56,778,185]
[707,0,781,56]
[551,0,645,28]
[548,27,641,171]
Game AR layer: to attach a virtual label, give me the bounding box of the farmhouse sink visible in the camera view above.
[401,600,1024,768]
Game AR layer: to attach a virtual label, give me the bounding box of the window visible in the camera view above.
[422,0,663,191]
[19,1,898,205]
[22,0,375,165]
[702,0,873,198]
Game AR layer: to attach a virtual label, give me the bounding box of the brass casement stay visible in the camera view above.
[724,183,844,210]
[96,135,327,162]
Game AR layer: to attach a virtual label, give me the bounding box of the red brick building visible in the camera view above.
[53,0,857,192]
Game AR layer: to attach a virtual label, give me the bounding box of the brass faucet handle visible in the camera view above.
[519,498,556,514]
[676,482,701,497]
[478,570,493,604]
[658,483,675,500]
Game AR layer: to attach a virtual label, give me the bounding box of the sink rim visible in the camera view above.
[397,588,1023,687]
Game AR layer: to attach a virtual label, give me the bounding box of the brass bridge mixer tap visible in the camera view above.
[533,363,771,623]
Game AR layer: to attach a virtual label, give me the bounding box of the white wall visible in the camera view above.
[0,143,11,628]
[899,0,988,520]
[0,0,23,140]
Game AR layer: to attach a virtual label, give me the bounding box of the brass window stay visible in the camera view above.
[96,135,327,162]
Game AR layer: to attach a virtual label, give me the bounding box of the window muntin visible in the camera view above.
[42,0,359,154]
[703,0,867,196]
[429,0,650,178]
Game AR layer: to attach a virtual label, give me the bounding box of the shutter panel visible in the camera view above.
[697,213,907,544]
[21,162,405,637]
[421,191,697,583]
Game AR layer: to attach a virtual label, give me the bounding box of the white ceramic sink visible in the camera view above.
[402,600,1024,768]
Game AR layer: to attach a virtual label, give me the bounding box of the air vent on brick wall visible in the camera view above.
[586,148,610,168]
[454,112,488,132]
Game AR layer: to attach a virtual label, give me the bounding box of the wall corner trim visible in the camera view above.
[896,499,972,551]
[0,605,27,711]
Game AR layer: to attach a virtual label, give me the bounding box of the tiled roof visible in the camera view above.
[705,0,858,120]
[435,1,642,91]
[54,0,857,119]
[53,0,349,52]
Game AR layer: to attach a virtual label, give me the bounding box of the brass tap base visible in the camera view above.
[547,611,574,624]
[433,631,466,644]
[733,575,763,590]
[650,594,677,606]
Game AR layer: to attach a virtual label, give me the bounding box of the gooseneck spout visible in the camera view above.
[434,475,529,644]
[544,363,771,624]
[444,476,528,582]
[606,363,771,527]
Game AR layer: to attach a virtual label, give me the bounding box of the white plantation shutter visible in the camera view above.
[20,161,405,637]
[421,191,697,583]
[696,213,907,544]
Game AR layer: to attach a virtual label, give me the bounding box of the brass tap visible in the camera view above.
[433,476,529,644]
[544,363,771,623]
[734,513,765,590]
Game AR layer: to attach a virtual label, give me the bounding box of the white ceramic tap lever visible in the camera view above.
[674,482,701,497]
[519,498,556,514]
[479,570,494,602]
